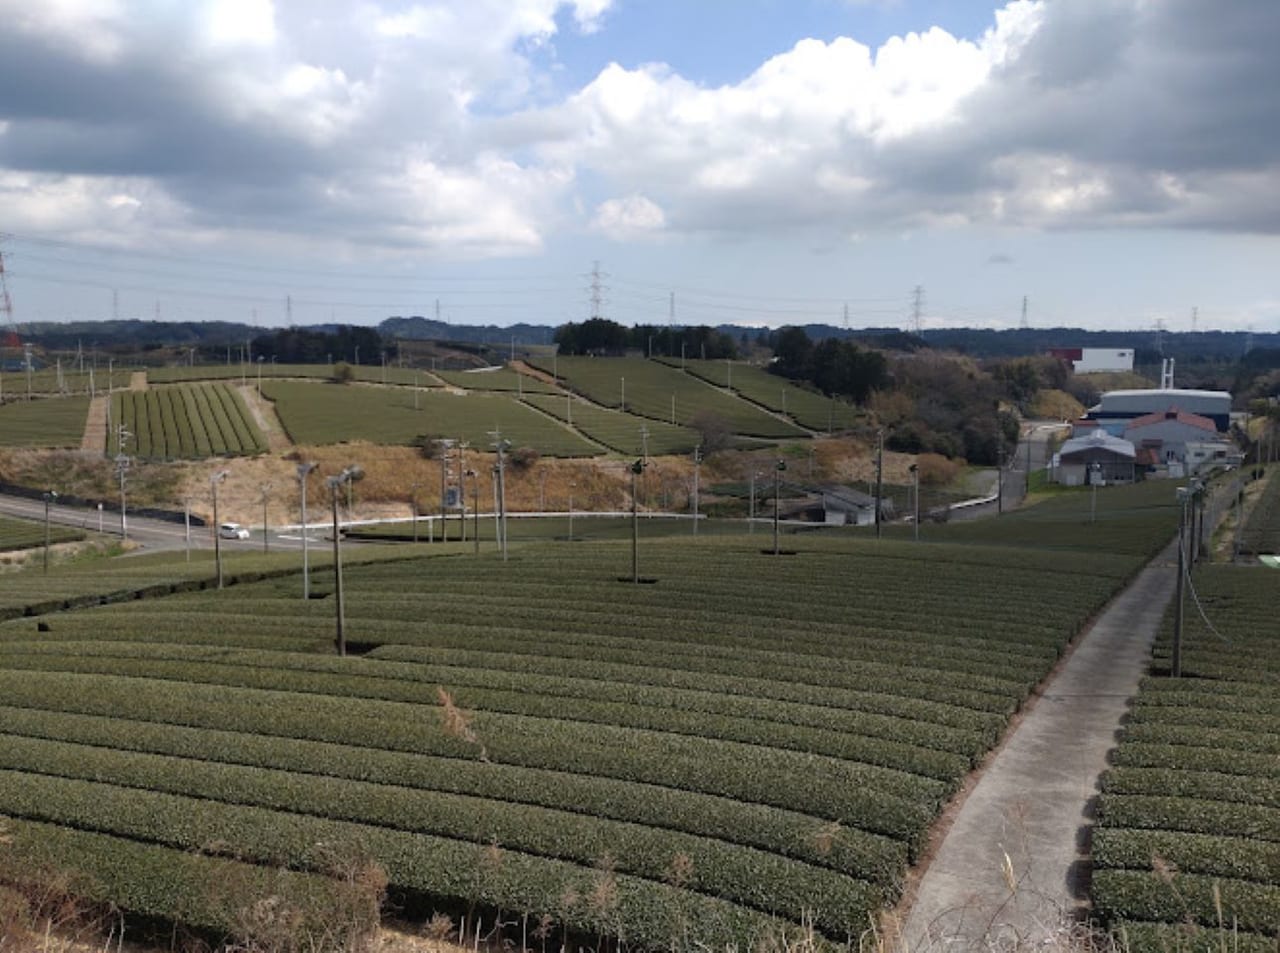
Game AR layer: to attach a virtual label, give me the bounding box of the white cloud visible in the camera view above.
[202,0,276,47]
[2,0,1278,267]
[592,194,666,240]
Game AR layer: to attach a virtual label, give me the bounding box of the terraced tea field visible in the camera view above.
[109,384,266,460]
[0,491,1172,950]
[0,396,89,448]
[523,393,699,455]
[670,359,862,432]
[434,367,558,394]
[527,356,806,439]
[261,381,597,456]
[1092,563,1280,952]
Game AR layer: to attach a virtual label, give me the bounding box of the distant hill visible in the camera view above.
[380,316,556,345]
[16,317,1278,366]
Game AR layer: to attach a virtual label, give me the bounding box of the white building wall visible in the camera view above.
[1075,349,1135,373]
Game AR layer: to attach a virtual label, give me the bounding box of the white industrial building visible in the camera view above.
[1049,347,1135,373]
[1080,388,1232,435]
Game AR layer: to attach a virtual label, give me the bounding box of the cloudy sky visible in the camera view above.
[1,0,1277,332]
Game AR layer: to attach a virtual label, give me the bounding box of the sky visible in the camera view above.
[0,0,1278,334]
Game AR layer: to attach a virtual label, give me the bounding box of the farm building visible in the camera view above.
[1048,347,1135,374]
[1080,388,1231,434]
[1054,429,1137,486]
[1124,409,1235,477]
[816,486,882,526]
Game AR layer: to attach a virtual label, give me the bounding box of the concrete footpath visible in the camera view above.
[899,544,1177,949]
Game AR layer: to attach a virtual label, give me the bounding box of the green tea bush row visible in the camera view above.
[0,653,974,786]
[1093,829,1280,884]
[1114,920,1277,953]
[1092,869,1279,936]
[1110,743,1280,781]
[1102,767,1280,809]
[1119,723,1280,757]
[0,706,907,882]
[0,817,370,942]
[1098,795,1280,842]
[3,627,1021,739]
[0,671,938,845]
[0,769,871,941]
[109,384,264,460]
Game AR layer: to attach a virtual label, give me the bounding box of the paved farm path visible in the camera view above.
[897,542,1178,950]
[80,394,108,454]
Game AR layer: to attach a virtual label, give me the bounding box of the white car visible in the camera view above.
[218,522,250,540]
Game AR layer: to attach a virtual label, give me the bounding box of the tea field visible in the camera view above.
[1237,467,1279,555]
[526,356,807,439]
[261,380,598,456]
[1092,563,1280,952]
[522,393,700,456]
[0,490,1176,950]
[434,367,558,394]
[668,359,862,433]
[0,515,84,552]
[109,384,266,460]
[0,396,89,448]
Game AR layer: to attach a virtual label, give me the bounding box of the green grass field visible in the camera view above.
[109,384,266,460]
[526,356,807,440]
[0,397,89,448]
[523,393,700,456]
[0,485,1179,950]
[670,359,863,432]
[262,380,598,456]
[1092,563,1280,952]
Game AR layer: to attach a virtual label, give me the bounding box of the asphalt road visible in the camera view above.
[950,421,1064,522]
[0,492,305,555]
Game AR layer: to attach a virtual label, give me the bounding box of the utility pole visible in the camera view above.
[259,483,272,553]
[630,459,644,582]
[297,462,317,598]
[490,430,510,560]
[874,430,884,538]
[327,466,363,656]
[1172,487,1189,677]
[909,463,920,542]
[772,459,785,556]
[692,445,702,535]
[211,470,229,589]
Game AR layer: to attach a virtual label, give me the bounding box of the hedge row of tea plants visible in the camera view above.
[1093,563,1280,949]
[0,487,1184,948]
[109,383,265,460]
